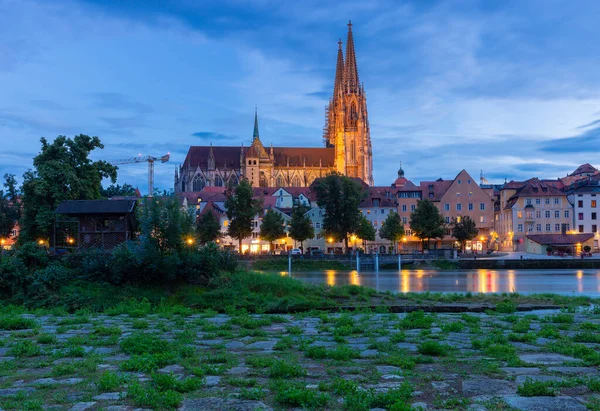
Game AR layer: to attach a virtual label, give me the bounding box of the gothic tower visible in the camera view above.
[323,21,374,185]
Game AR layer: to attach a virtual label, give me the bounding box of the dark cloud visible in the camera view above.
[305,90,330,99]
[100,116,147,129]
[539,126,600,154]
[191,131,236,141]
[577,119,600,129]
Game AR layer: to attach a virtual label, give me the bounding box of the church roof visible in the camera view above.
[272,147,334,167]
[183,146,241,170]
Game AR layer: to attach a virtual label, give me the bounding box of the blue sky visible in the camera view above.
[1,0,600,194]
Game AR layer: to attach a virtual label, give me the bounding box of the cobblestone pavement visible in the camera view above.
[1,306,600,410]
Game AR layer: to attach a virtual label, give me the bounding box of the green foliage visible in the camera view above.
[379,211,404,252]
[409,199,445,246]
[517,377,556,397]
[545,313,574,323]
[120,332,172,355]
[269,359,306,378]
[20,135,117,242]
[0,174,20,239]
[356,214,376,247]
[451,215,479,251]
[128,380,182,410]
[496,300,518,313]
[100,183,137,198]
[288,204,314,249]
[98,371,126,391]
[0,315,37,330]
[196,211,221,245]
[9,340,41,357]
[313,173,365,249]
[274,382,330,408]
[259,209,286,248]
[397,311,435,329]
[138,196,194,255]
[225,179,263,252]
[417,341,450,356]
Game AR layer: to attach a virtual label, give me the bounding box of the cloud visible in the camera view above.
[539,126,600,154]
[87,92,153,114]
[191,131,234,141]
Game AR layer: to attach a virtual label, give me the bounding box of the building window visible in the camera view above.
[536,211,541,218]
[468,203,473,210]
[315,222,321,229]
[592,200,597,208]
[592,224,597,233]
[367,210,371,214]
[456,203,462,211]
[444,203,449,211]
[373,221,378,226]
[545,198,550,205]
[517,211,523,219]
[518,224,523,232]
[467,179,471,184]
[458,179,461,184]
[480,216,486,223]
[526,211,533,219]
[555,223,560,231]
[480,203,485,211]
[564,210,569,218]
[406,229,413,236]
[545,211,550,218]
[456,216,462,223]
[373,199,380,206]
[592,212,597,220]
[193,177,205,191]
[536,198,541,205]
[411,205,416,211]
[579,225,584,233]
[546,224,551,232]
[526,199,532,205]
[215,175,223,187]
[402,205,407,212]
[223,220,229,227]
[554,198,560,204]
[579,213,584,221]
[578,200,584,208]
[402,217,407,224]
[469,191,473,196]
[381,209,385,214]
[445,217,450,223]
[527,224,534,232]
[536,224,541,231]
[555,211,560,218]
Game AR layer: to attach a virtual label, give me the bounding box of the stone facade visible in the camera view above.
[175,22,373,193]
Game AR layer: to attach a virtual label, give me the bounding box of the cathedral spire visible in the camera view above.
[333,39,344,98]
[344,20,360,94]
[253,106,260,140]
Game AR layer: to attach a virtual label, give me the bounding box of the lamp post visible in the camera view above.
[328,237,334,257]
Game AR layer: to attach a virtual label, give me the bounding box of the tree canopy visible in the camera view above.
[355,214,376,250]
[379,212,404,252]
[288,204,314,251]
[409,199,445,249]
[100,183,137,198]
[138,196,194,254]
[20,135,117,242]
[224,179,263,252]
[313,173,365,251]
[259,209,286,251]
[451,215,479,252]
[0,174,20,239]
[196,211,221,245]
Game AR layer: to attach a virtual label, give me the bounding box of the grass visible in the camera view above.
[0,315,38,330]
[517,378,557,397]
[119,332,171,355]
[273,381,331,408]
[397,311,435,329]
[417,341,450,356]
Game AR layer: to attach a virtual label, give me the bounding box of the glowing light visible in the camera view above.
[186,237,195,245]
[480,236,485,241]
[0,238,5,245]
[350,235,356,242]
[328,237,334,244]
[67,237,74,244]
[38,239,45,245]
[402,237,407,242]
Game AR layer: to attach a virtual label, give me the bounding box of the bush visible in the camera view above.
[180,242,237,285]
[417,341,449,356]
[517,378,556,397]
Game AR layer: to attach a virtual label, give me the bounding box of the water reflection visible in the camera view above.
[285,269,600,296]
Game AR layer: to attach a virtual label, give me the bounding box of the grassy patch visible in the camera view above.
[269,359,306,378]
[417,341,450,356]
[397,311,435,330]
[0,315,37,330]
[517,378,556,397]
[120,332,171,355]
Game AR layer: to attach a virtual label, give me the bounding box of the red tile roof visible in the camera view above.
[272,147,334,167]
[571,163,598,176]
[419,180,453,201]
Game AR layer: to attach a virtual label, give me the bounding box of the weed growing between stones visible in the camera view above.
[517,377,557,396]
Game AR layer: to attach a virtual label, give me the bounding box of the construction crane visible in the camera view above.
[111,153,170,197]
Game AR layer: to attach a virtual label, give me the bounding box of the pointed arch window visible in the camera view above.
[215,175,223,187]
[193,177,205,191]
[276,175,284,187]
[259,172,268,188]
[292,176,301,187]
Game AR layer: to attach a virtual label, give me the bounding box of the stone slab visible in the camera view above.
[178,398,273,411]
[462,378,516,396]
[69,403,97,411]
[519,353,582,365]
[503,395,588,411]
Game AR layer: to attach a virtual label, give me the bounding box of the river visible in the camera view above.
[279,269,600,296]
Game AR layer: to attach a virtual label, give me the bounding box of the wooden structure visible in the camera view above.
[54,200,137,251]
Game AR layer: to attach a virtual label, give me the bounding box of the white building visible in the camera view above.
[567,180,600,251]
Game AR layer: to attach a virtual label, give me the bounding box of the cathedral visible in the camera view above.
[175,21,373,193]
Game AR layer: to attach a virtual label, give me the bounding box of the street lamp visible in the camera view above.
[328,237,334,256]
[186,237,195,246]
[38,239,45,246]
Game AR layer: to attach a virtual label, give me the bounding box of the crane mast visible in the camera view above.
[110,153,170,197]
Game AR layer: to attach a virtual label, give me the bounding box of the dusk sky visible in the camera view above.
[1,0,600,194]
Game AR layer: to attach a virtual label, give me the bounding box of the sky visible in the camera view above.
[1,0,600,194]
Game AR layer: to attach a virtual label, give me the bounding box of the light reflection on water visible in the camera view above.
[280,269,600,296]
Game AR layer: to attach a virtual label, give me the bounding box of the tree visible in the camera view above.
[196,211,221,245]
[313,173,365,252]
[138,196,194,254]
[100,183,137,198]
[0,174,20,239]
[288,204,314,252]
[259,209,286,252]
[451,216,479,252]
[355,214,375,250]
[20,135,117,243]
[409,199,445,250]
[224,179,263,252]
[379,212,404,253]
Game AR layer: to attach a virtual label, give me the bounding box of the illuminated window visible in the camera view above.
[456,216,462,223]
[536,211,541,218]
[517,211,523,218]
[223,220,229,227]
[480,216,486,223]
[592,200,597,208]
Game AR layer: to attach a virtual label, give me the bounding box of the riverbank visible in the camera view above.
[2,304,600,410]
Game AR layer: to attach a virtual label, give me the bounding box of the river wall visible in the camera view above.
[457,259,600,269]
